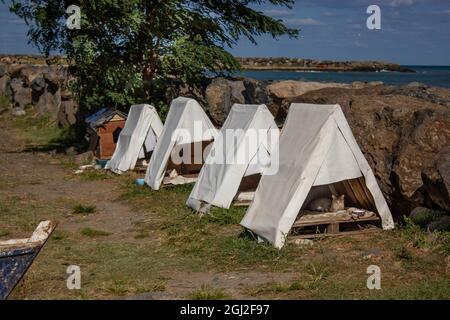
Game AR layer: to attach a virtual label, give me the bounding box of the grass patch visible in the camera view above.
[396,246,414,260]
[409,208,444,228]
[80,227,111,238]
[206,206,247,225]
[0,95,11,108]
[248,258,332,296]
[190,285,230,300]
[438,232,450,255]
[72,204,96,215]
[4,112,87,153]
[0,230,10,238]
[51,230,68,241]
[78,170,111,181]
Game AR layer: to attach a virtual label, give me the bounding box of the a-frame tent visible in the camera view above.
[145,97,218,190]
[187,104,279,212]
[240,103,395,248]
[105,104,163,173]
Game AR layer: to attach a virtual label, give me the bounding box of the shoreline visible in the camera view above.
[0,54,416,73]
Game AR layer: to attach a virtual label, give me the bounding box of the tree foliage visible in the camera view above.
[4,0,298,114]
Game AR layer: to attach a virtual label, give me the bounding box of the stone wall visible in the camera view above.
[0,64,77,126]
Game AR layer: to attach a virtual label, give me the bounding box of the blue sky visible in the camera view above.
[1,0,450,65]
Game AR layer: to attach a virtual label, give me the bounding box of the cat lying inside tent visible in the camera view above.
[307,194,345,213]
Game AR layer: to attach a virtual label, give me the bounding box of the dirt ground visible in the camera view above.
[1,113,449,300]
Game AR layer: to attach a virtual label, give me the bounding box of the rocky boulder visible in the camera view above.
[266,80,349,100]
[37,89,61,119]
[10,78,32,108]
[0,75,12,99]
[205,78,246,124]
[58,100,78,126]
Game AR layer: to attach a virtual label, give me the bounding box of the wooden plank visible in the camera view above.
[233,201,252,207]
[342,179,360,207]
[327,223,340,234]
[349,179,373,210]
[293,215,379,228]
[357,178,376,210]
[289,228,380,240]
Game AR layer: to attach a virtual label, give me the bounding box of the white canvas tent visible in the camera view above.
[145,97,218,190]
[187,104,279,212]
[240,103,395,248]
[105,104,163,173]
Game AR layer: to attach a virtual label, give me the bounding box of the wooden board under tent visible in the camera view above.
[162,140,213,187]
[233,173,262,206]
[290,177,382,239]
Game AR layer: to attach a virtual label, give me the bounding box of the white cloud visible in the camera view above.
[284,18,322,26]
[389,0,416,6]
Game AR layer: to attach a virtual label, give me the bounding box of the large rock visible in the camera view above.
[0,65,7,77]
[31,75,46,92]
[205,78,245,124]
[58,100,78,126]
[289,85,450,215]
[43,66,68,87]
[37,89,61,119]
[10,78,32,108]
[0,75,12,99]
[20,66,46,86]
[266,80,349,100]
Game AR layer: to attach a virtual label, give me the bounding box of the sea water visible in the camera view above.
[236,66,450,88]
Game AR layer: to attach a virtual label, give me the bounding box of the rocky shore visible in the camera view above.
[0,61,448,217]
[237,57,415,72]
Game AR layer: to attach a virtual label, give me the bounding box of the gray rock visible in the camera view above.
[9,78,23,93]
[37,89,61,119]
[11,79,32,108]
[43,66,67,87]
[243,78,269,105]
[427,215,450,231]
[406,82,428,89]
[58,100,78,126]
[0,65,6,77]
[65,146,77,156]
[0,75,12,99]
[205,78,245,124]
[31,76,46,92]
[75,151,94,165]
[11,107,26,117]
[20,66,44,86]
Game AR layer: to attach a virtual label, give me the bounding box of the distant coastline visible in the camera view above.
[0,54,415,73]
[236,57,416,73]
